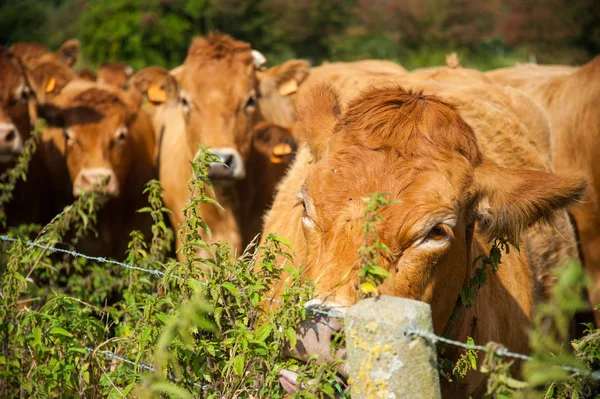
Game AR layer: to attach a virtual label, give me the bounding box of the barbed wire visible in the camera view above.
[5,235,600,388]
[407,328,600,380]
[85,347,210,391]
[0,235,354,318]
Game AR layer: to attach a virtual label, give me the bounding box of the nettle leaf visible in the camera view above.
[49,327,73,338]
[152,381,194,399]
[233,355,245,376]
[254,324,272,342]
[285,327,297,349]
[221,282,241,297]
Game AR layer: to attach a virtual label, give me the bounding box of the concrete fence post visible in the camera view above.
[344,296,441,398]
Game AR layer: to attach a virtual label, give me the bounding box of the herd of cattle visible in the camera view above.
[1,34,599,397]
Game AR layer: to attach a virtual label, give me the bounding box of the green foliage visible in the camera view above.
[453,337,479,379]
[522,262,600,397]
[0,144,338,398]
[3,0,596,71]
[459,238,513,308]
[357,192,396,297]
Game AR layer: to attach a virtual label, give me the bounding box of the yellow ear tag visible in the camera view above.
[45,77,56,93]
[270,155,284,164]
[147,84,167,104]
[272,143,293,156]
[278,79,298,96]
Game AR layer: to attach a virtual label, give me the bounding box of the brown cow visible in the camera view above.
[487,57,600,324]
[39,80,155,258]
[9,39,79,69]
[97,62,134,89]
[263,80,584,397]
[130,34,309,257]
[0,48,69,227]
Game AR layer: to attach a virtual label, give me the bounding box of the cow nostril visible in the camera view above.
[222,154,235,169]
[5,130,15,143]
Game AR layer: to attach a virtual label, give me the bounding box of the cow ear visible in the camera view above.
[473,158,586,243]
[297,84,340,161]
[78,69,97,82]
[38,103,65,127]
[259,60,311,97]
[55,39,80,67]
[129,67,179,107]
[252,122,297,164]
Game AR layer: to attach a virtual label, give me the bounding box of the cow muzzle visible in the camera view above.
[279,300,348,395]
[73,168,119,197]
[206,148,245,181]
[0,123,23,163]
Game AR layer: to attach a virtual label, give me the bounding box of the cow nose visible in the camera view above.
[205,148,246,181]
[73,168,119,197]
[285,307,347,375]
[0,124,23,161]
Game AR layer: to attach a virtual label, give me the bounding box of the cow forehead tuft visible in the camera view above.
[185,33,252,66]
[334,86,483,165]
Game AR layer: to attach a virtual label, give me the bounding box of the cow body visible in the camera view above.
[263,72,583,397]
[487,58,600,323]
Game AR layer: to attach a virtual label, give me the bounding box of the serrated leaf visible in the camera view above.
[49,327,72,337]
[254,324,272,342]
[285,327,297,349]
[152,381,194,399]
[232,355,245,376]
[221,282,241,297]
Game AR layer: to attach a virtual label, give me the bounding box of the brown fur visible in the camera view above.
[97,62,133,89]
[487,57,600,323]
[263,78,584,397]
[39,80,155,258]
[134,34,307,258]
[0,50,61,228]
[9,39,79,69]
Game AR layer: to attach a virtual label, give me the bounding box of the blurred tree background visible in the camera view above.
[0,0,598,71]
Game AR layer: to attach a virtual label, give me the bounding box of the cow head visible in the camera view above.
[41,85,141,197]
[282,85,586,377]
[252,122,297,165]
[10,39,79,69]
[97,62,134,89]
[130,34,309,182]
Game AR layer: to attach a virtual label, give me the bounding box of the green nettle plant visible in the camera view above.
[0,142,341,398]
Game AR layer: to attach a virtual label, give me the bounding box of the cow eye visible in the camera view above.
[111,128,128,149]
[63,128,75,144]
[421,224,451,246]
[244,95,257,112]
[180,96,191,112]
[114,128,127,142]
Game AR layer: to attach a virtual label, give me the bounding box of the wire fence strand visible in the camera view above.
[4,235,600,389]
[85,347,210,391]
[407,328,600,380]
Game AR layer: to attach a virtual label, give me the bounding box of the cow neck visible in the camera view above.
[441,234,532,393]
[199,184,243,249]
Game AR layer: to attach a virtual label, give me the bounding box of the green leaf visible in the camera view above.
[254,324,272,342]
[49,327,73,337]
[232,355,245,376]
[285,327,297,349]
[152,381,194,399]
[221,282,241,297]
